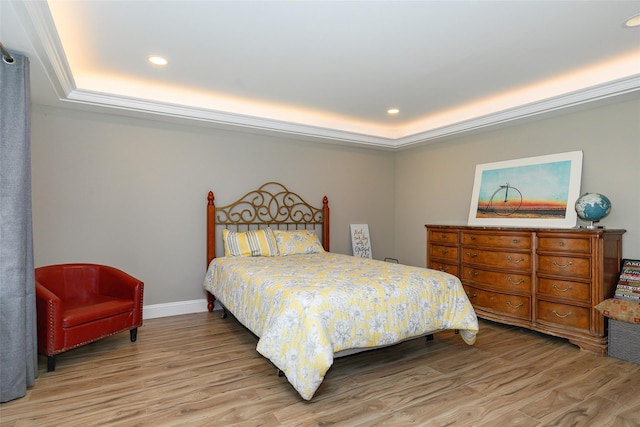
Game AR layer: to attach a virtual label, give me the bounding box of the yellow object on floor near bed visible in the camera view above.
[203,252,478,400]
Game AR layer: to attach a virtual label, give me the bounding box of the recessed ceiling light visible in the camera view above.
[387,108,400,115]
[624,14,640,27]
[148,55,168,66]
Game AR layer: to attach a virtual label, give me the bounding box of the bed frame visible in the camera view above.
[206,182,330,312]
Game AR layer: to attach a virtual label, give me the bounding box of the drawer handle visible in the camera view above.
[507,256,525,264]
[552,259,573,269]
[466,270,478,277]
[439,234,447,239]
[439,266,450,272]
[439,248,449,255]
[466,291,477,298]
[469,236,476,241]
[507,276,525,285]
[558,241,565,247]
[552,309,572,318]
[466,252,478,258]
[552,283,573,293]
[512,239,520,244]
[506,300,523,309]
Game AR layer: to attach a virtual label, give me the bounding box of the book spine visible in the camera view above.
[616,284,640,293]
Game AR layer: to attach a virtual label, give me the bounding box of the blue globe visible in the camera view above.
[575,193,611,222]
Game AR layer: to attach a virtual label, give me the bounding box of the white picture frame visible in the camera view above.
[468,151,583,228]
[350,224,372,258]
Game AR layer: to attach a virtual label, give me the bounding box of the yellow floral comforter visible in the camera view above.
[203,252,478,400]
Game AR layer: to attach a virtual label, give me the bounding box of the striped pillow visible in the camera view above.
[222,228,279,257]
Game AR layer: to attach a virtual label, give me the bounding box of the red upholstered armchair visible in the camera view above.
[35,264,144,371]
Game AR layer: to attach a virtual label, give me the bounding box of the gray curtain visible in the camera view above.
[0,50,38,402]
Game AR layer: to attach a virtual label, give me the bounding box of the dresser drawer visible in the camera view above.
[537,255,591,279]
[464,285,531,320]
[537,277,591,303]
[429,229,459,244]
[462,232,531,249]
[429,262,459,276]
[537,300,590,331]
[461,266,531,293]
[429,244,458,261]
[463,248,531,271]
[537,236,591,254]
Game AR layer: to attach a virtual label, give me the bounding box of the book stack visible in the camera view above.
[615,259,640,301]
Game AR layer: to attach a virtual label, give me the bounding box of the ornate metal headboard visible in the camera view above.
[207,182,330,264]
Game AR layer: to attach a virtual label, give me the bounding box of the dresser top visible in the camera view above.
[425,224,626,235]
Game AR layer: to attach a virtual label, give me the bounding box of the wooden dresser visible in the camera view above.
[426,225,625,355]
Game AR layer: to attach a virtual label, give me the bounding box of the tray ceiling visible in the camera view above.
[3,1,640,149]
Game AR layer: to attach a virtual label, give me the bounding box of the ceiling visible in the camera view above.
[3,1,640,149]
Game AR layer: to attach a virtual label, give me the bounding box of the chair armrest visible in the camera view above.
[98,266,144,325]
[35,281,64,354]
[98,266,143,299]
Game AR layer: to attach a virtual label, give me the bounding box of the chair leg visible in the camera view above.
[130,327,138,342]
[47,355,57,372]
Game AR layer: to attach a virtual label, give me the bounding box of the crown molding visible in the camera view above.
[65,89,398,148]
[394,75,640,149]
[65,75,640,149]
[10,0,75,97]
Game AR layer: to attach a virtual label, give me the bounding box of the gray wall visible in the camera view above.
[31,97,639,308]
[395,98,640,267]
[31,106,396,305]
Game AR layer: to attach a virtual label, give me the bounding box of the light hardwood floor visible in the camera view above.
[2,312,639,426]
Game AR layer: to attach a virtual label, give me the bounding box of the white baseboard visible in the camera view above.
[142,298,220,319]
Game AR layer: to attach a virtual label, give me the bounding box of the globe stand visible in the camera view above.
[585,220,604,230]
[578,220,605,230]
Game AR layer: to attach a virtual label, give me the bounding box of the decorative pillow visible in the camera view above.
[595,298,640,325]
[273,229,325,256]
[222,228,279,257]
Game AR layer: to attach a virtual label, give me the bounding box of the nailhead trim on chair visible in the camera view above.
[47,325,142,356]
[139,284,145,319]
[47,299,55,352]
[58,328,134,353]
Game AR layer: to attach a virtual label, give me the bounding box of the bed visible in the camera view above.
[203,182,478,400]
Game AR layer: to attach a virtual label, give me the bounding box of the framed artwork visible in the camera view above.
[468,151,583,228]
[350,224,372,258]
